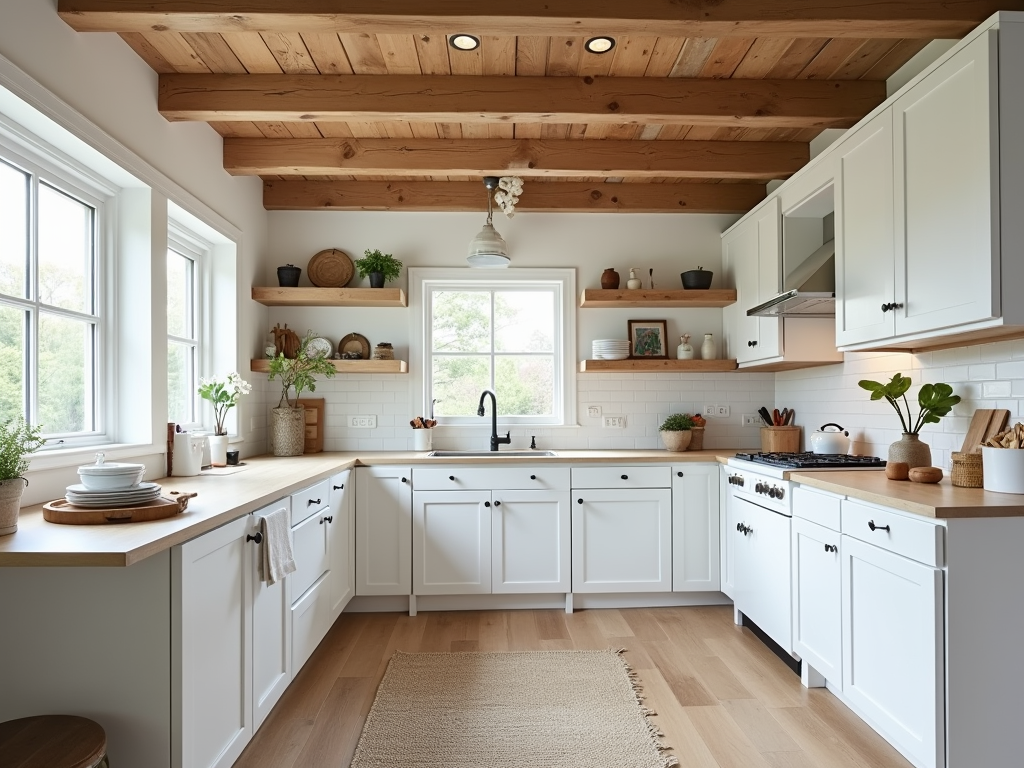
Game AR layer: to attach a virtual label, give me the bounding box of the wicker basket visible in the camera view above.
[688,426,705,451]
[950,451,984,488]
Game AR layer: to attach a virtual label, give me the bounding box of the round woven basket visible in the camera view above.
[950,451,983,488]
[308,248,354,287]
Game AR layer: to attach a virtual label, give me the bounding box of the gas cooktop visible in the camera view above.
[733,452,887,469]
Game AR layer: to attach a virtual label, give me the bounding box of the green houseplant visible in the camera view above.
[858,373,961,468]
[268,331,336,456]
[354,249,403,288]
[659,413,695,452]
[0,417,46,535]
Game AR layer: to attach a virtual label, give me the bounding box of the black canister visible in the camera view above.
[277,264,301,286]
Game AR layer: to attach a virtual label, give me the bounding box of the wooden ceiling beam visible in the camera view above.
[161,74,884,129]
[58,0,1024,39]
[224,137,808,180]
[262,179,766,213]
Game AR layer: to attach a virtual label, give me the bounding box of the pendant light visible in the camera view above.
[467,176,510,268]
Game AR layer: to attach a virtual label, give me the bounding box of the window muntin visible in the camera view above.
[0,151,102,440]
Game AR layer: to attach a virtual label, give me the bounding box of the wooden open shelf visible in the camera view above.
[580,289,736,308]
[252,286,407,307]
[580,359,738,373]
[250,358,408,374]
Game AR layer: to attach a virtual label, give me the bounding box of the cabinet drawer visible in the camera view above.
[571,466,670,489]
[291,479,330,525]
[793,485,842,531]
[414,467,569,491]
[841,500,944,567]
[291,510,329,602]
[291,572,331,672]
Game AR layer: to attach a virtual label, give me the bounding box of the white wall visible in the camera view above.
[0,0,270,501]
[264,210,775,450]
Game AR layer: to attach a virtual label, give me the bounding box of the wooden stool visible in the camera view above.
[0,715,108,768]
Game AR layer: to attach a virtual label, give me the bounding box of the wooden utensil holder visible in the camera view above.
[760,426,801,453]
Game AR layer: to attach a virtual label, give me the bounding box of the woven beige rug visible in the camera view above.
[350,649,677,768]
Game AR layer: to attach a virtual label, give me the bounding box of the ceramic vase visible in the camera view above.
[661,430,693,452]
[272,407,306,456]
[888,433,931,469]
[0,477,27,536]
[701,333,717,360]
[208,434,229,467]
[676,334,694,360]
[626,269,642,289]
[600,268,620,289]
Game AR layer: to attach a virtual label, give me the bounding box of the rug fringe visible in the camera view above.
[612,648,678,768]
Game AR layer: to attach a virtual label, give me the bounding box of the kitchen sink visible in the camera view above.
[427,450,558,458]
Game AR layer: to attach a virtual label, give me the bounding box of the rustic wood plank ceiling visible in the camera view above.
[59,1,1015,213]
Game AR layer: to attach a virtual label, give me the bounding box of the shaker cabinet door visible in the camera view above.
[355,467,412,596]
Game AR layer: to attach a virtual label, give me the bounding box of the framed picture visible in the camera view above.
[628,319,668,359]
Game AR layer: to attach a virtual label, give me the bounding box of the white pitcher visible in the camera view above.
[172,431,205,476]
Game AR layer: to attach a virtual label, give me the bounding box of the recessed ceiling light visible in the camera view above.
[585,36,616,54]
[449,34,480,51]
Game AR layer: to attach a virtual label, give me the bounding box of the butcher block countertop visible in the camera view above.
[0,450,733,567]
[790,470,1024,519]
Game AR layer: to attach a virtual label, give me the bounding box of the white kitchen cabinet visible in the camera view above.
[791,516,842,687]
[413,490,492,595]
[289,499,332,672]
[571,488,672,593]
[174,515,254,768]
[327,470,354,619]
[250,501,291,731]
[355,466,412,596]
[671,464,720,592]
[720,467,735,599]
[842,534,944,768]
[835,108,897,348]
[491,490,571,594]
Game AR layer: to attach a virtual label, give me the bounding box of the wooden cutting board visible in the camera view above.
[42,493,195,525]
[960,408,1010,453]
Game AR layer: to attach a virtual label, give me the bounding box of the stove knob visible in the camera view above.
[776,487,785,500]
[737,477,744,487]
[754,482,762,493]
[767,487,776,498]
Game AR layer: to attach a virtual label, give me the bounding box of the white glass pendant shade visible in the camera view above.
[467,177,510,267]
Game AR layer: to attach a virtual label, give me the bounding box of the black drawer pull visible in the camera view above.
[449,475,456,481]
[246,532,263,544]
[577,498,583,504]
[494,500,501,506]
[621,474,628,480]
[333,484,344,490]
[484,501,491,507]
[530,474,537,480]
[307,498,321,506]
[677,471,683,477]
[401,477,408,483]
[824,543,838,553]
[867,520,890,533]
[320,515,334,525]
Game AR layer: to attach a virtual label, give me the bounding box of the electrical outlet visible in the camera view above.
[603,415,625,428]
[349,415,377,428]
[716,405,731,418]
[587,405,602,418]
[742,414,760,427]
[703,404,716,417]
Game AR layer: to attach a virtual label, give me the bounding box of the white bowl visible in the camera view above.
[77,463,146,491]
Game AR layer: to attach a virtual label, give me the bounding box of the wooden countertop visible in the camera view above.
[0,450,733,567]
[789,471,1024,519]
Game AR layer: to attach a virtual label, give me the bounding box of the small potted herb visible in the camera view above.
[268,331,337,456]
[0,417,46,535]
[355,249,403,288]
[659,413,695,452]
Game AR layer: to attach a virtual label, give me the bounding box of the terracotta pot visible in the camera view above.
[661,430,692,452]
[272,407,305,457]
[600,268,620,289]
[887,433,931,469]
[0,477,27,536]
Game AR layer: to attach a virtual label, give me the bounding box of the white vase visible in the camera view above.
[208,434,229,467]
[413,429,433,451]
[626,268,642,289]
[676,334,694,360]
[701,333,717,360]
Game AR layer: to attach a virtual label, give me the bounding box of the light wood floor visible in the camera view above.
[233,606,912,768]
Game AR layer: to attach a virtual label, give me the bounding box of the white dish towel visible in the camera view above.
[258,506,296,585]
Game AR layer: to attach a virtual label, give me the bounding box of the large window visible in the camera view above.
[414,269,575,426]
[166,229,207,427]
[0,149,103,441]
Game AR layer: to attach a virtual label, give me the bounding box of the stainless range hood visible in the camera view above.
[747,239,835,318]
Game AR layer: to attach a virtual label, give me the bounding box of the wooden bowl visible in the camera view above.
[909,466,943,484]
[885,462,910,481]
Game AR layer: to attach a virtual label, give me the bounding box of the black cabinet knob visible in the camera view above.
[494,500,501,507]
[621,474,628,480]
[577,498,583,504]
[401,477,408,483]
[449,475,456,481]
[484,501,491,507]
[307,498,321,506]
[824,543,837,553]
[530,474,537,480]
[246,532,263,544]
[325,515,333,524]
[867,520,891,532]
[333,484,344,490]
[677,471,683,477]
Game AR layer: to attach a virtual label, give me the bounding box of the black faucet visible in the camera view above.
[478,389,511,452]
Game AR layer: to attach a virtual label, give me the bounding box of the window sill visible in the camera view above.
[28,442,163,472]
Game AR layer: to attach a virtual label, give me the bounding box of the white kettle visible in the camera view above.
[810,423,851,455]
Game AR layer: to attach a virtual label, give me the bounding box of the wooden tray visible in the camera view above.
[43,493,195,525]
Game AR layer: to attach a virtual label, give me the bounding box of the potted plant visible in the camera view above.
[268,331,337,456]
[659,413,695,452]
[0,417,46,535]
[198,372,252,466]
[355,249,403,288]
[859,373,961,468]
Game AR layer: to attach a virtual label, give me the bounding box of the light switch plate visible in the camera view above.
[716,405,731,418]
[349,415,377,428]
[587,405,602,418]
[742,414,759,427]
[703,404,716,417]
[603,415,625,428]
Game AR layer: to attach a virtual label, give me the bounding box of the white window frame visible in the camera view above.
[0,134,114,449]
[166,223,211,430]
[410,268,576,427]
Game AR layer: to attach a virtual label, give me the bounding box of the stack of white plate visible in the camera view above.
[65,482,162,508]
[592,339,631,360]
